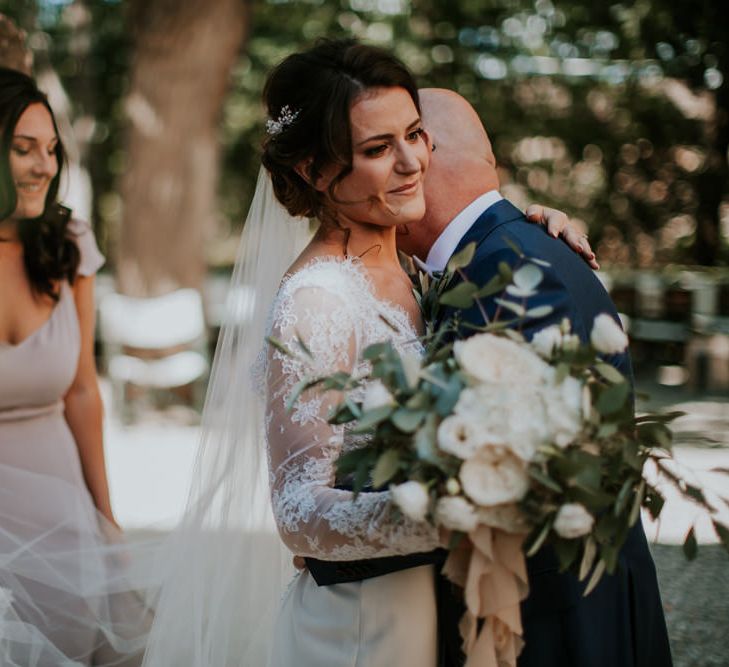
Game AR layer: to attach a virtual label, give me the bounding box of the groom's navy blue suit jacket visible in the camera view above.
[440,199,672,667]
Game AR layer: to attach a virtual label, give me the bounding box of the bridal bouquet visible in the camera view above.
[274,244,729,666]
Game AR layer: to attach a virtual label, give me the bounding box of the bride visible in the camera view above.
[143,39,592,666]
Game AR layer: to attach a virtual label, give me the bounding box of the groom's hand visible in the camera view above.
[293,555,307,570]
[526,204,599,270]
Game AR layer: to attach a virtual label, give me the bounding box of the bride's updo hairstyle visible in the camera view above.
[262,39,420,222]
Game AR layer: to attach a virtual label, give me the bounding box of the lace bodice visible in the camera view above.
[264,257,439,560]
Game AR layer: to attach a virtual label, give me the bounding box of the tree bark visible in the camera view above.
[118,0,248,296]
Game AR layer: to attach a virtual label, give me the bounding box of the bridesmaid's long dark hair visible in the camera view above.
[0,67,79,300]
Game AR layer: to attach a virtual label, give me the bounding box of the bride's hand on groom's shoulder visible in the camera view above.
[525,204,600,270]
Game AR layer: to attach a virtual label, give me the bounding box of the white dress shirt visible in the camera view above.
[414,190,503,274]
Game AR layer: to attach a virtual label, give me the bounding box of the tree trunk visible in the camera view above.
[118,0,248,296]
[0,12,33,74]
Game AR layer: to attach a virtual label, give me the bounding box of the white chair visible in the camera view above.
[99,288,209,422]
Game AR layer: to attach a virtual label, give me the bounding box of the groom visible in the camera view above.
[395,88,672,667]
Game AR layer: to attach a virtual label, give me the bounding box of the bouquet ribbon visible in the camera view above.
[443,526,529,667]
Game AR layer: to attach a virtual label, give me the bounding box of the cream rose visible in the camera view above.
[435,496,479,533]
[590,314,629,355]
[553,503,594,538]
[454,333,552,386]
[454,384,548,461]
[361,380,395,413]
[547,375,584,448]
[459,447,530,506]
[437,414,487,459]
[531,325,563,359]
[390,481,429,522]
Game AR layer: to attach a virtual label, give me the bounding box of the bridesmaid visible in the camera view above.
[0,68,151,665]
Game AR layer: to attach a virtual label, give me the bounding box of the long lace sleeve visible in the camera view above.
[265,268,439,561]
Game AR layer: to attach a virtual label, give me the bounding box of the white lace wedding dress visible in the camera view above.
[264,256,440,667]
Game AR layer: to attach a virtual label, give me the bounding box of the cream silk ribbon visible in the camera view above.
[443,526,529,667]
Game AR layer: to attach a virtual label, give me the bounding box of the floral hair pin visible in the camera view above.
[266,105,300,136]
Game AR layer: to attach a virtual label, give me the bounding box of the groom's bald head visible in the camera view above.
[396,88,500,258]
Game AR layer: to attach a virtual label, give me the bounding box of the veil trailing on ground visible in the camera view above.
[142,168,312,665]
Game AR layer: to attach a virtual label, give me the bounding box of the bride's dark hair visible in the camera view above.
[0,67,78,301]
[262,39,420,222]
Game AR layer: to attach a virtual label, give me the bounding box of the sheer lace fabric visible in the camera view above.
[264,257,439,561]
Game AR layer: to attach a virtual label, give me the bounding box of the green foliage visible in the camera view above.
[4,0,727,264]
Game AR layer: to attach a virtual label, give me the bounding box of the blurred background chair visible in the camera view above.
[98,288,209,423]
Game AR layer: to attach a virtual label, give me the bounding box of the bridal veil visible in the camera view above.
[142,169,311,665]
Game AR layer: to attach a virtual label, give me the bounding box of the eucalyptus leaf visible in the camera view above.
[502,328,526,343]
[529,467,563,493]
[447,242,476,272]
[353,459,371,494]
[502,236,525,258]
[595,362,625,384]
[526,520,552,557]
[294,335,313,358]
[614,478,634,517]
[440,282,479,308]
[597,422,618,438]
[494,298,526,317]
[596,381,630,416]
[352,405,394,433]
[415,415,440,464]
[579,537,598,581]
[506,285,537,298]
[372,449,400,489]
[498,262,513,282]
[285,377,321,413]
[583,558,606,596]
[391,408,426,433]
[474,274,506,298]
[513,263,544,291]
[526,305,554,319]
[629,479,646,526]
[266,336,293,357]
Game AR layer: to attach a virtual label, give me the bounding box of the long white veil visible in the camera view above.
[142,168,312,665]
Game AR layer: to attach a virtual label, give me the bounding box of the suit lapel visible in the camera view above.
[452,199,525,257]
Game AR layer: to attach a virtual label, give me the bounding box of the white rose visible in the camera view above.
[590,314,629,355]
[478,503,528,533]
[454,384,548,462]
[437,414,486,459]
[454,333,552,386]
[459,447,530,506]
[553,503,594,538]
[400,352,422,389]
[361,380,395,413]
[547,375,584,448]
[531,325,563,359]
[390,481,429,522]
[435,496,479,532]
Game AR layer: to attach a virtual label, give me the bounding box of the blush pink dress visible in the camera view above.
[0,219,153,666]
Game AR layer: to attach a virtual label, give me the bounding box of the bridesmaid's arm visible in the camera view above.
[64,274,117,528]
